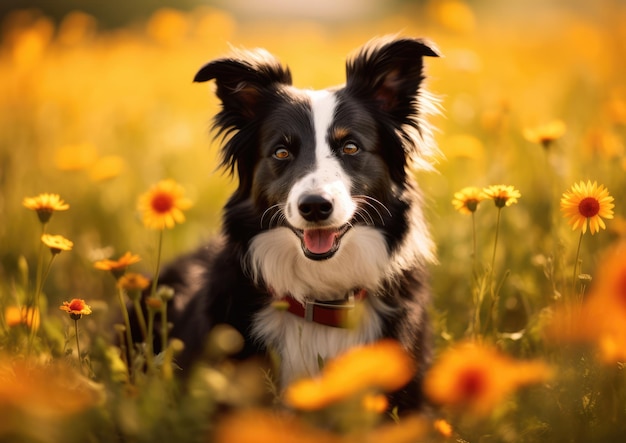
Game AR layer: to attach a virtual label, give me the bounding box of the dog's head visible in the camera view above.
[195,37,438,296]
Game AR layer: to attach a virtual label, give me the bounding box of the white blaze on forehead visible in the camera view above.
[308,90,343,183]
[285,90,355,228]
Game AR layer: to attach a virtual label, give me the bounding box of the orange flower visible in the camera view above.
[94,252,141,278]
[137,179,192,230]
[523,119,566,149]
[41,234,73,254]
[0,357,100,422]
[361,393,389,414]
[284,340,415,411]
[560,180,614,235]
[117,272,150,301]
[214,409,339,443]
[452,186,486,214]
[424,341,551,416]
[214,408,427,443]
[60,298,92,320]
[548,242,626,363]
[4,306,40,330]
[433,419,453,438]
[117,272,150,291]
[23,193,69,224]
[483,184,521,208]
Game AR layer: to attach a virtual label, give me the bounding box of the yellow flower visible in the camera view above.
[89,155,126,181]
[4,306,40,330]
[483,184,521,208]
[560,180,614,235]
[452,186,486,214]
[54,142,98,171]
[41,234,73,254]
[60,298,92,320]
[423,341,551,416]
[146,8,188,46]
[522,119,566,148]
[427,0,476,34]
[94,252,141,278]
[284,340,415,411]
[137,179,192,230]
[23,193,69,224]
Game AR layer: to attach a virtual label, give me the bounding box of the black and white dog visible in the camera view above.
[158,36,439,412]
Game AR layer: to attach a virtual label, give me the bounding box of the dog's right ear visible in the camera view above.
[194,49,292,124]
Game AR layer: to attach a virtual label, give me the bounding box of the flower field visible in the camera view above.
[1,1,626,441]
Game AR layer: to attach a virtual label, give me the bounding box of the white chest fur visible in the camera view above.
[251,300,384,386]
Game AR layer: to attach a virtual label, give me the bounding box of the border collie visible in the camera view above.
[157,36,440,412]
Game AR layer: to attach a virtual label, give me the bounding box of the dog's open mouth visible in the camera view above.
[293,225,351,260]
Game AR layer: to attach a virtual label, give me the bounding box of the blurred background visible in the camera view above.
[0,0,624,337]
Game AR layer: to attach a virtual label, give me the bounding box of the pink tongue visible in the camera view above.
[303,229,337,254]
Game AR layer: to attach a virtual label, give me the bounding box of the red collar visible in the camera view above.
[273,288,367,328]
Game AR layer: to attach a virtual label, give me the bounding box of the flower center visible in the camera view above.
[69,300,84,311]
[578,197,600,218]
[466,199,479,212]
[151,192,175,214]
[494,196,508,208]
[458,367,487,400]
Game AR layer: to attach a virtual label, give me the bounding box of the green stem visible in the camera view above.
[471,211,478,277]
[488,207,503,334]
[32,223,47,308]
[150,230,164,300]
[490,208,502,286]
[572,230,584,298]
[160,303,168,352]
[473,272,488,338]
[146,307,155,372]
[149,230,165,365]
[116,286,135,377]
[74,319,82,371]
[28,253,56,350]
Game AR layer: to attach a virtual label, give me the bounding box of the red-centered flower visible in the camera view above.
[60,298,92,320]
[137,179,192,230]
[424,341,551,416]
[561,180,614,235]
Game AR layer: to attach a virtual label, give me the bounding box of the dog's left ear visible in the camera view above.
[345,37,439,114]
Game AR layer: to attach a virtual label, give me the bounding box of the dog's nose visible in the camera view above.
[298,194,333,222]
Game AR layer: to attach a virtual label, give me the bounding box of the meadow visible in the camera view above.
[1,1,626,441]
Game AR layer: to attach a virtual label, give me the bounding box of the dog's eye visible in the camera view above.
[342,142,359,155]
[273,147,291,160]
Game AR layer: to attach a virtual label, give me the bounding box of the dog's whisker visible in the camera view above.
[261,204,285,229]
[359,195,392,217]
[354,197,386,226]
[354,206,375,226]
